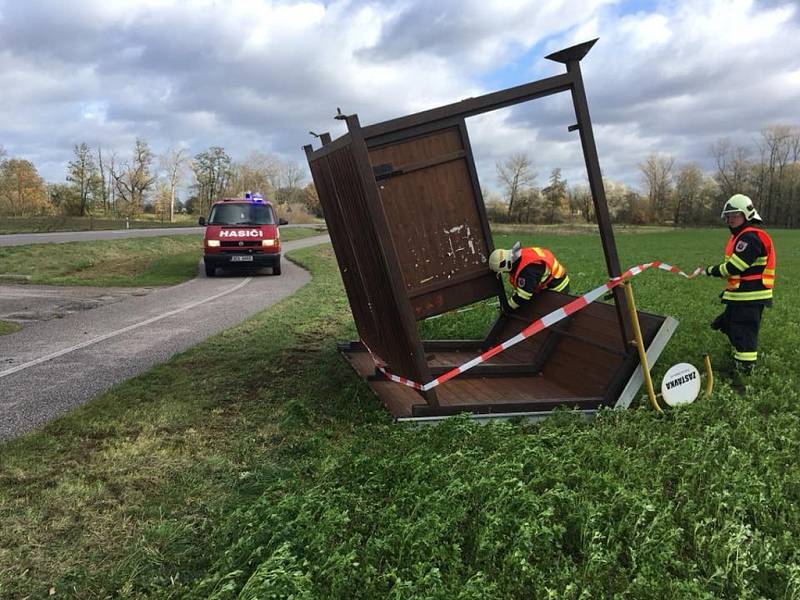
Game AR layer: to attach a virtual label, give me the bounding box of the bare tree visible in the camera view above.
[496,153,536,220]
[191,146,232,215]
[283,161,305,190]
[97,147,109,213]
[511,188,541,223]
[227,151,281,198]
[672,162,704,226]
[152,180,172,222]
[757,125,796,222]
[790,129,800,163]
[97,150,117,214]
[568,184,593,223]
[160,146,189,222]
[786,162,800,227]
[67,142,99,216]
[639,154,675,221]
[603,179,635,222]
[542,168,567,224]
[711,138,752,199]
[273,160,306,208]
[112,139,157,218]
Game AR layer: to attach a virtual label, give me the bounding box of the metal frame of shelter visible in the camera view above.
[304,39,676,420]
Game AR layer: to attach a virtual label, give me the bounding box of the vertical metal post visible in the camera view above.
[703,354,714,397]
[567,60,634,347]
[547,40,635,349]
[624,282,661,413]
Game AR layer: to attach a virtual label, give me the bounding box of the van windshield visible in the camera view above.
[208,203,276,225]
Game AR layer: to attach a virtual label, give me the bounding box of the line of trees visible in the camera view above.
[487,124,800,227]
[0,141,321,221]
[3,123,798,226]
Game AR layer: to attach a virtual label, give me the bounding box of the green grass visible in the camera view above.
[0,214,201,234]
[0,228,323,287]
[0,229,798,598]
[490,222,675,235]
[0,320,21,335]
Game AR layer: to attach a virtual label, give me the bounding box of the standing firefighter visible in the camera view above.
[489,242,570,311]
[697,194,776,375]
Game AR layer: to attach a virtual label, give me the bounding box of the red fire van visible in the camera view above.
[198,193,287,277]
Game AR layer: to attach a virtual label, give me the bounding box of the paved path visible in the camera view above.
[0,234,330,441]
[0,224,320,246]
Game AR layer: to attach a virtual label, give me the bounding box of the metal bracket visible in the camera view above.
[614,316,679,409]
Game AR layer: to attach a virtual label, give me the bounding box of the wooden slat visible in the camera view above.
[369,128,464,166]
[411,397,604,417]
[543,338,622,396]
[360,73,573,140]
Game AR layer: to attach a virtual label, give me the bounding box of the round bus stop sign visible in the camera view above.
[661,363,701,407]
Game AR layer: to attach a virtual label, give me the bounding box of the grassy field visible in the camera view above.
[0,214,201,234]
[0,320,21,335]
[0,228,321,287]
[0,228,798,598]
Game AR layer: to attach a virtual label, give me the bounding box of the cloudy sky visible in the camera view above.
[1,0,799,195]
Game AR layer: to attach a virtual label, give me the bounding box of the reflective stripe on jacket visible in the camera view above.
[509,247,568,293]
[720,226,776,302]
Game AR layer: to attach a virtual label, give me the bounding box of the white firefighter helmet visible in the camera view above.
[489,248,512,273]
[488,242,522,273]
[721,194,761,222]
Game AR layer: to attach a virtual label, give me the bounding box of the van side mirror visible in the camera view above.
[198,216,206,226]
[278,218,288,226]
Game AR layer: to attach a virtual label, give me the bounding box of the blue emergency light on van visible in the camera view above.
[244,192,264,203]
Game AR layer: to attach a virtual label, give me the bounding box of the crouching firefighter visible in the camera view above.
[488,242,570,311]
[697,194,776,375]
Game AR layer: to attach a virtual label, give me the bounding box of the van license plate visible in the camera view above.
[231,256,253,262]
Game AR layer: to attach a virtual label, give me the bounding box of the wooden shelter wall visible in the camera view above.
[366,126,499,319]
[308,142,425,382]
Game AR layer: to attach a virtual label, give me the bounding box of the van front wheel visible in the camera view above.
[273,262,281,276]
[205,264,215,277]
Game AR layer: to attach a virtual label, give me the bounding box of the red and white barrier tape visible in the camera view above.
[364,262,702,391]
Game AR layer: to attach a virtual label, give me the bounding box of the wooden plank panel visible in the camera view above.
[369,128,463,166]
[455,378,495,404]
[342,345,627,418]
[543,338,622,396]
[432,376,576,406]
[377,160,488,290]
[365,127,498,319]
[309,141,433,390]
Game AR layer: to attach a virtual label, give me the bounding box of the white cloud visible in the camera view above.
[0,0,797,197]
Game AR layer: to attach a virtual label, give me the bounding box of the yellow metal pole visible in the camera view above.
[623,281,662,414]
[703,353,714,397]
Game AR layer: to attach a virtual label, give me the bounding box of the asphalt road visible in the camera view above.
[0,234,330,441]
[0,224,319,246]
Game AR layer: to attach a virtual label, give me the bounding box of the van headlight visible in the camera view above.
[262,239,276,247]
[207,240,220,247]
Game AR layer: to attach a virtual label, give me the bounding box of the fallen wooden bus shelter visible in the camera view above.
[304,39,676,421]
